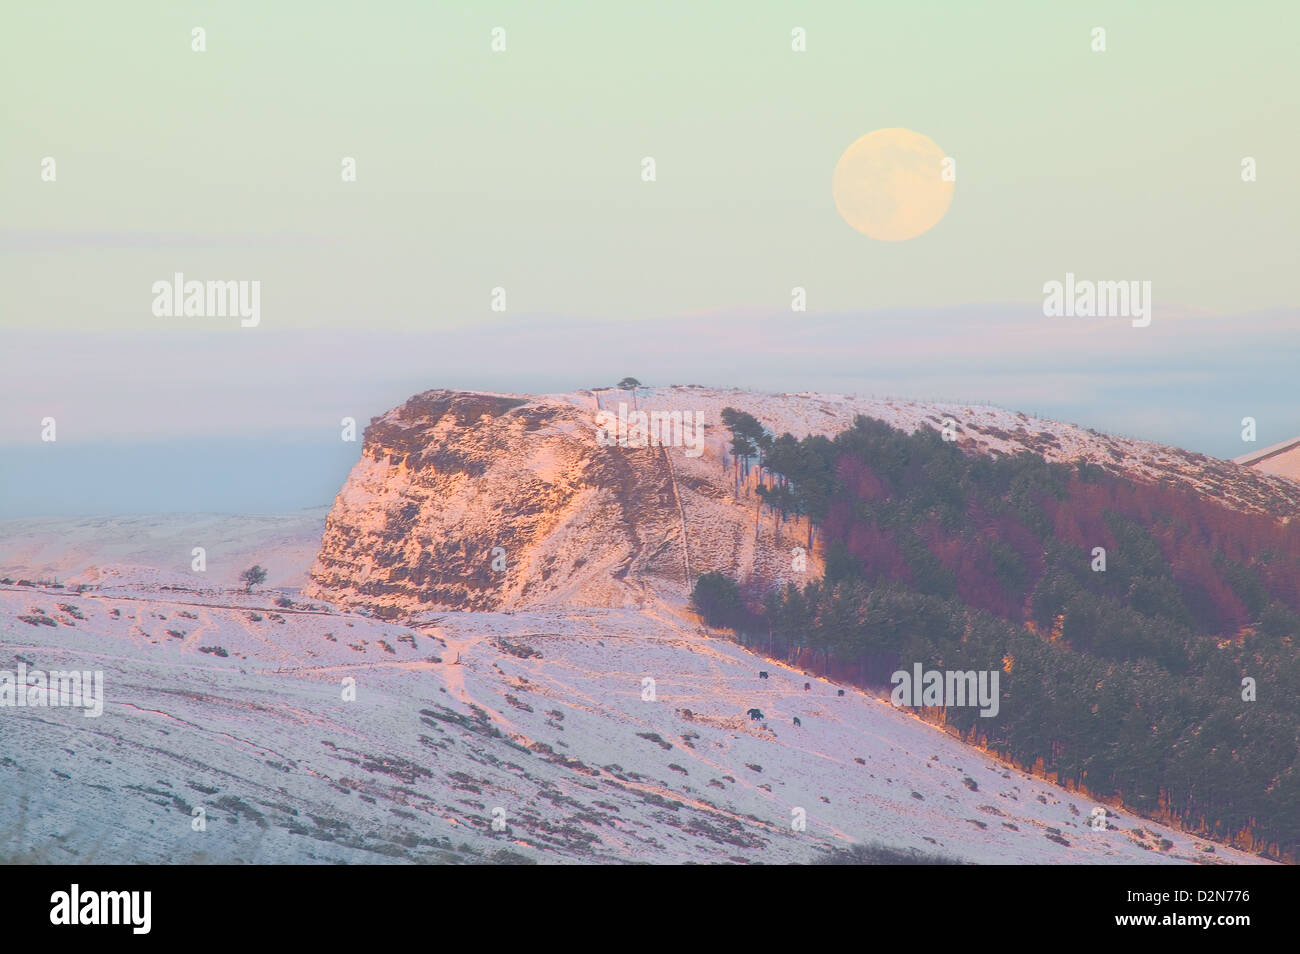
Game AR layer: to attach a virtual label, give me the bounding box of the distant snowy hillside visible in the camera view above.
[1237,437,1300,483]
[0,509,328,589]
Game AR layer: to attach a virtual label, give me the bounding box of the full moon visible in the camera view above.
[832,128,953,241]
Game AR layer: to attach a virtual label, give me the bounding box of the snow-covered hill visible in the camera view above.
[306,386,1300,618]
[4,387,1290,865]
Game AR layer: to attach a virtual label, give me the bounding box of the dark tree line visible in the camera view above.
[698,411,1300,861]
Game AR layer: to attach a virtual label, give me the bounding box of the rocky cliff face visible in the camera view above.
[306,386,1300,619]
[305,388,768,617]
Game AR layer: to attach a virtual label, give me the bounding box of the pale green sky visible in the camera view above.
[3,1,1295,332]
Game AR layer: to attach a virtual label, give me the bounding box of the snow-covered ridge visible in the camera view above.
[306,386,1300,618]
